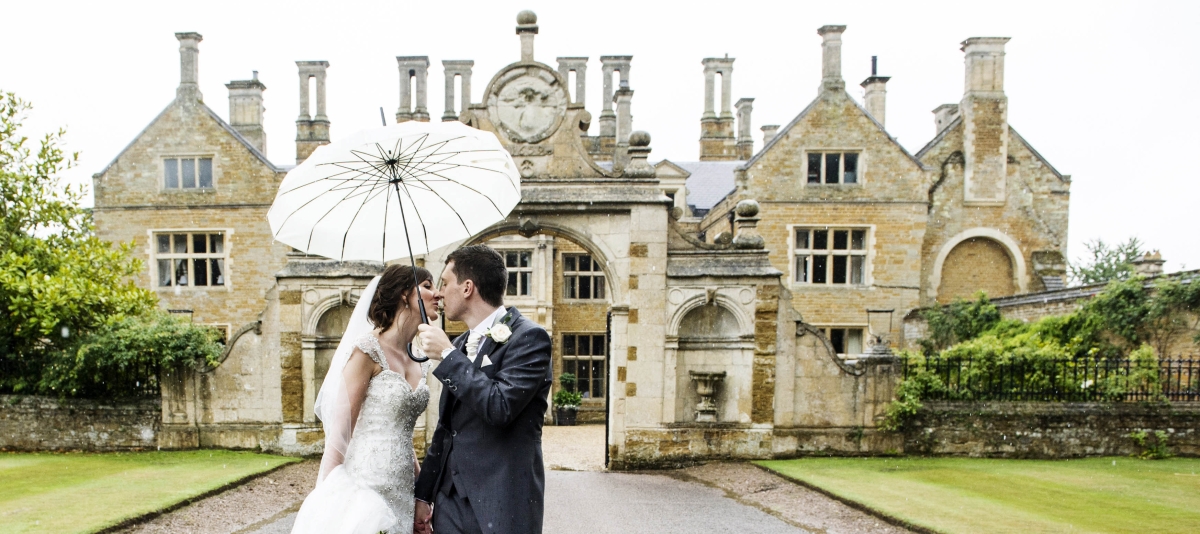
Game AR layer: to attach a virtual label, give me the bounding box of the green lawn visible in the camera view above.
[757,456,1200,534]
[0,450,299,534]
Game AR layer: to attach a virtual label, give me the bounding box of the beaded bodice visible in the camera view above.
[341,333,430,528]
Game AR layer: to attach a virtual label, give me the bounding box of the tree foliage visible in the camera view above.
[0,91,159,395]
[1069,237,1145,286]
[918,292,1002,354]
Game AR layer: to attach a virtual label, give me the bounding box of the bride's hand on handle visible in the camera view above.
[413,500,433,534]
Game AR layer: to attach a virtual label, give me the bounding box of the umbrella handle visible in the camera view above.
[407,299,431,362]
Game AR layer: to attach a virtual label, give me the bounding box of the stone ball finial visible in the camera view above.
[629,131,651,147]
[517,10,537,24]
[735,199,760,218]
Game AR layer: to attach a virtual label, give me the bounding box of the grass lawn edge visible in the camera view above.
[89,454,303,534]
[751,461,942,534]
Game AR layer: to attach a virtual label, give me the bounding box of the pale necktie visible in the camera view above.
[465,331,483,363]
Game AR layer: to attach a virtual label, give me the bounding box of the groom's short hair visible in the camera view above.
[446,245,506,308]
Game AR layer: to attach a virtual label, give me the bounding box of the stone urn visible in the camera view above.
[688,371,726,422]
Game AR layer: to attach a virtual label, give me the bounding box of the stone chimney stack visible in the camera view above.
[933,103,961,134]
[613,82,634,171]
[960,37,1011,205]
[295,61,330,164]
[735,98,754,160]
[860,56,890,127]
[699,57,737,161]
[175,32,203,102]
[599,56,632,141]
[517,10,538,62]
[818,25,846,92]
[396,57,430,123]
[226,71,267,155]
[1131,251,1166,277]
[556,57,588,105]
[441,60,473,122]
[761,124,780,145]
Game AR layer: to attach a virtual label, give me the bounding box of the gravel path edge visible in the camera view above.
[749,462,941,534]
[92,457,304,534]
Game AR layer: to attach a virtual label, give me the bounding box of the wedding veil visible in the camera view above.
[314,275,381,483]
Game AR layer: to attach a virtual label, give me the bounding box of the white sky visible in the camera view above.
[4,0,1198,272]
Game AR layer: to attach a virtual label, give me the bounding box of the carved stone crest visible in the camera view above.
[486,66,568,144]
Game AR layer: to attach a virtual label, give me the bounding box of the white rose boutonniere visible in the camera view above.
[485,324,512,344]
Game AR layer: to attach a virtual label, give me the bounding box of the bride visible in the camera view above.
[291,264,437,534]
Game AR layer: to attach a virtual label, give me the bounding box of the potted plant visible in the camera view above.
[553,373,582,426]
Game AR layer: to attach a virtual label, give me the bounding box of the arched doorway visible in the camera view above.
[314,304,354,401]
[938,237,1016,303]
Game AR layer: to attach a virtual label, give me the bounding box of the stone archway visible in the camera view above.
[313,303,354,402]
[930,228,1027,303]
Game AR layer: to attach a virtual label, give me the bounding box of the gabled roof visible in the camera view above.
[677,161,744,211]
[914,118,1068,183]
[654,159,691,178]
[94,98,279,178]
[738,89,928,173]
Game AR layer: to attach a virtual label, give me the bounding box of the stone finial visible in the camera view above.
[817,25,847,92]
[1131,250,1166,277]
[732,199,764,249]
[516,10,538,62]
[761,124,780,145]
[226,74,267,155]
[396,56,430,122]
[860,56,891,127]
[175,32,203,102]
[622,130,654,178]
[933,103,960,134]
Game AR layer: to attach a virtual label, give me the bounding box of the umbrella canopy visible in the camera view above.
[268,120,520,262]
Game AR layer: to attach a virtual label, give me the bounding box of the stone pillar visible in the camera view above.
[761,125,780,145]
[517,10,538,62]
[175,32,203,102]
[599,56,632,138]
[296,61,331,164]
[226,72,268,155]
[699,57,736,161]
[860,57,891,127]
[735,98,754,160]
[960,37,1011,205]
[818,25,847,92]
[613,83,634,170]
[442,60,474,121]
[396,57,430,123]
[556,57,588,105]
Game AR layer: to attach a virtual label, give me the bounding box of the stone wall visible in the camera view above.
[937,237,1015,303]
[0,395,159,451]
[904,402,1200,457]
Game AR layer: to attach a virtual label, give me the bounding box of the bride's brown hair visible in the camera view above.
[367,264,433,331]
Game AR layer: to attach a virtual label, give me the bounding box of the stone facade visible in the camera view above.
[91,14,1076,465]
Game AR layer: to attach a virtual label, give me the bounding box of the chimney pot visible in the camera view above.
[1131,250,1166,277]
[175,32,203,102]
[817,25,847,92]
[761,124,780,145]
[226,74,268,155]
[859,57,890,127]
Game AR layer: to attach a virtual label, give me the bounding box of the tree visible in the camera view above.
[1069,237,1144,286]
[0,91,157,394]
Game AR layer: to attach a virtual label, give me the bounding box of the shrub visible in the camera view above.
[553,372,582,408]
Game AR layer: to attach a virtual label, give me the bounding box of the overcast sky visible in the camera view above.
[5,0,1197,272]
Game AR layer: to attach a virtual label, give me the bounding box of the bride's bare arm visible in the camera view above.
[343,349,378,434]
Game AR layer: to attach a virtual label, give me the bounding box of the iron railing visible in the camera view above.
[902,356,1200,402]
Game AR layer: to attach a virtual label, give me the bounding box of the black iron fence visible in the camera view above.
[902,356,1200,402]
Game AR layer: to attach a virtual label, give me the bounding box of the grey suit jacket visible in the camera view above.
[415,306,553,534]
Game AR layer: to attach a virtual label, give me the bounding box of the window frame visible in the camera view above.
[562,253,607,301]
[788,224,872,288]
[561,332,607,400]
[503,249,534,298]
[804,150,863,185]
[162,155,216,191]
[149,229,232,291]
[814,325,868,356]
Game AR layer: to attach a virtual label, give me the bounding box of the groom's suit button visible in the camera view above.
[451,430,458,437]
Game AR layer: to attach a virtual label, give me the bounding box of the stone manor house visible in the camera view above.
[92,12,1070,465]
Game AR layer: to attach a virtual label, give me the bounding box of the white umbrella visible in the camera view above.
[268,120,521,359]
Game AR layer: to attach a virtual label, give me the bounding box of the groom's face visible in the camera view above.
[438,262,466,322]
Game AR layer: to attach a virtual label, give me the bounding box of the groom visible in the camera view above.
[414,245,553,534]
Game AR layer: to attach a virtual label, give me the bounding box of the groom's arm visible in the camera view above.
[414,413,446,503]
[431,326,551,427]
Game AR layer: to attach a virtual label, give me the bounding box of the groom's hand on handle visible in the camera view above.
[413,499,433,534]
[417,324,452,360]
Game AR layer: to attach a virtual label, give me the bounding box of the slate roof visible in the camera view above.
[677,161,744,212]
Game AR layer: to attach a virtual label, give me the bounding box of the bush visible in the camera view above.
[919,292,1002,354]
[35,312,223,399]
[553,373,581,408]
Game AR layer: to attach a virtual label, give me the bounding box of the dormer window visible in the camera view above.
[806,151,859,184]
[164,157,214,189]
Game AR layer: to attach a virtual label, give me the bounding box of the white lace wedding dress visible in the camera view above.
[291,333,430,534]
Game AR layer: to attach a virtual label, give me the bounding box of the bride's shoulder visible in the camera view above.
[352,332,382,356]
